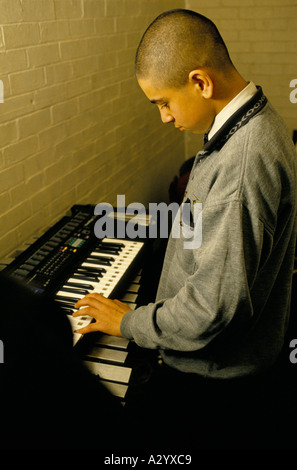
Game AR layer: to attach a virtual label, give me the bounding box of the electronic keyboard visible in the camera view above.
[2,204,159,403]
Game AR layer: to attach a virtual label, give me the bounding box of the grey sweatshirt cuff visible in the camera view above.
[120,309,135,339]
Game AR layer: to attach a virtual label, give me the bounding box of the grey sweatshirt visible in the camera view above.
[121,91,297,379]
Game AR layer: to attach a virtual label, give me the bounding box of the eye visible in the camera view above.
[160,103,169,109]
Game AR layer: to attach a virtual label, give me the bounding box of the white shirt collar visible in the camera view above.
[208,81,258,140]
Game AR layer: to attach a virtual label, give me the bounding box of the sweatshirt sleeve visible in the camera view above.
[120,200,272,352]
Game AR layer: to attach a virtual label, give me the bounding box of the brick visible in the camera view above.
[3,23,40,49]
[46,187,77,219]
[18,109,51,139]
[27,44,60,67]
[23,148,55,180]
[31,181,61,213]
[54,0,83,18]
[126,30,143,48]
[239,7,274,19]
[87,34,127,54]
[0,0,23,24]
[239,30,273,42]
[20,0,55,21]
[0,191,10,213]
[60,39,89,60]
[3,136,39,166]
[69,19,95,37]
[95,18,116,35]
[71,142,95,169]
[40,20,71,42]
[10,69,45,95]
[117,47,135,65]
[78,90,101,112]
[0,165,23,192]
[33,83,65,110]
[83,0,105,18]
[55,134,82,159]
[229,41,251,53]
[219,19,254,31]
[64,114,86,136]
[0,230,18,259]
[222,0,253,5]
[124,0,141,16]
[51,99,78,124]
[0,50,27,74]
[10,174,45,206]
[64,76,92,99]
[115,16,142,33]
[0,94,35,126]
[71,56,98,78]
[0,28,4,50]
[90,51,118,70]
[0,121,18,148]
[15,211,49,251]
[139,0,174,15]
[45,62,74,85]
[253,41,293,53]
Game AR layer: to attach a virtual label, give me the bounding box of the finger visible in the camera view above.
[72,306,100,318]
[112,299,131,312]
[75,322,99,335]
[72,306,92,317]
[74,294,105,310]
[75,294,124,312]
[89,293,123,309]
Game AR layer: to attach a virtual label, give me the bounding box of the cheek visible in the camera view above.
[177,105,196,124]
[191,104,214,132]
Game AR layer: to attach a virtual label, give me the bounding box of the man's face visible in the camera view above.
[138,77,215,134]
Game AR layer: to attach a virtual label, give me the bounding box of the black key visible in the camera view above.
[42,244,54,251]
[32,254,45,261]
[56,295,81,303]
[51,236,62,243]
[13,268,29,277]
[60,287,89,295]
[77,266,105,275]
[20,263,35,271]
[58,307,75,315]
[95,246,121,255]
[72,273,99,282]
[86,257,112,266]
[65,281,94,290]
[38,250,50,257]
[102,241,125,248]
[55,300,76,310]
[26,258,40,266]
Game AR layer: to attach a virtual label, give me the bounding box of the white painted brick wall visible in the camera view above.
[1,0,296,261]
[0,0,185,260]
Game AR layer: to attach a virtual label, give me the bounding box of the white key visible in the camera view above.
[56,238,144,345]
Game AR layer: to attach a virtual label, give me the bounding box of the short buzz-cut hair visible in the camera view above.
[135,9,234,89]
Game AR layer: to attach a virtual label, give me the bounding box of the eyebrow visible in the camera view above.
[150,98,167,104]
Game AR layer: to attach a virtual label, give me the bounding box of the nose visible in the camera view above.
[160,107,174,124]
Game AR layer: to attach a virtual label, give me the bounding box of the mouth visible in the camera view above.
[175,126,185,131]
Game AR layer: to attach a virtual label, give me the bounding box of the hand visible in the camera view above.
[72,293,131,337]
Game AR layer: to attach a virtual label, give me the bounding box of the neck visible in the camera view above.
[212,68,249,115]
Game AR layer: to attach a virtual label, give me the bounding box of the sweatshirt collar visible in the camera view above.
[202,85,267,154]
[208,81,258,140]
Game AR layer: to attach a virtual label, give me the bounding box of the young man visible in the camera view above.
[73,10,297,448]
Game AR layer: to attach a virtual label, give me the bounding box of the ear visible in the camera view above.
[188,70,214,99]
